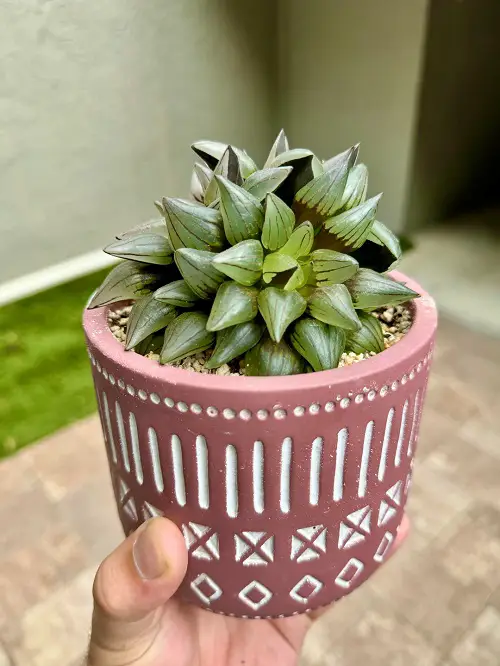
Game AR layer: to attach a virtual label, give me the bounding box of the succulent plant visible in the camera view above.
[88,131,419,376]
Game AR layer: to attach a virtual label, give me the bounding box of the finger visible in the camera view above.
[88,517,187,663]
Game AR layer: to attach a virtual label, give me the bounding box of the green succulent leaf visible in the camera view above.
[116,217,169,240]
[162,198,224,252]
[104,233,173,266]
[160,312,214,364]
[207,282,259,331]
[278,221,314,259]
[323,144,359,171]
[153,279,199,307]
[174,248,225,299]
[311,249,359,285]
[261,193,295,251]
[216,175,264,245]
[205,320,264,369]
[243,167,292,201]
[290,317,346,371]
[258,287,307,342]
[263,129,290,168]
[324,194,382,250]
[88,261,164,309]
[204,146,243,205]
[134,332,164,357]
[212,239,263,286]
[244,337,306,376]
[350,220,402,272]
[284,263,312,291]
[294,145,357,221]
[125,294,177,350]
[271,149,316,205]
[346,312,385,354]
[191,162,213,202]
[347,268,419,309]
[262,253,298,283]
[338,163,368,212]
[192,141,256,179]
[308,284,361,331]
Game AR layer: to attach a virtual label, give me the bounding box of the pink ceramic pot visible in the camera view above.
[83,271,437,619]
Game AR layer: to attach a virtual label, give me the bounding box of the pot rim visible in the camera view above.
[83,270,437,392]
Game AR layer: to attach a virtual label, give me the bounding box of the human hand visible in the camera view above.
[87,515,409,665]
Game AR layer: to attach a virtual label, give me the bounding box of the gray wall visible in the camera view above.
[0,0,277,283]
[278,0,430,233]
[405,0,500,229]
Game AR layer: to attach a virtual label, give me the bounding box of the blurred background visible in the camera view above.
[0,1,499,664]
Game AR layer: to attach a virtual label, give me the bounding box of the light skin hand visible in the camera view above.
[87,515,409,666]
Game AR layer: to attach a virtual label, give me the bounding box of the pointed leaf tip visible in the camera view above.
[308,284,361,331]
[346,268,419,309]
[212,239,263,286]
[104,233,174,265]
[258,287,307,342]
[160,312,214,364]
[174,248,225,299]
[205,320,264,369]
[206,282,259,332]
[162,197,224,252]
[324,193,382,250]
[261,192,295,251]
[346,312,385,355]
[125,294,176,350]
[290,318,345,371]
[244,337,306,376]
[216,175,264,245]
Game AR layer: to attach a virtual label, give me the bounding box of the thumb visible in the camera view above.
[88,517,187,664]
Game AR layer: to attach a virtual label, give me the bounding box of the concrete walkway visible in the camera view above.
[1,318,500,665]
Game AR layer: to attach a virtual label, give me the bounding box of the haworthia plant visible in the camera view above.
[88,131,419,375]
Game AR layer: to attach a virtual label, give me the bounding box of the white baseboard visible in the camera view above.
[0,250,117,307]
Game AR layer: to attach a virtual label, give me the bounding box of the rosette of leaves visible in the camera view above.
[88,130,419,376]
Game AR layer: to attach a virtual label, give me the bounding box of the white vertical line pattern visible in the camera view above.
[171,435,186,506]
[309,437,323,506]
[358,421,374,498]
[101,392,117,463]
[196,435,210,510]
[226,445,238,518]
[407,390,421,456]
[334,428,348,501]
[148,427,164,492]
[378,408,394,482]
[128,412,143,484]
[280,437,292,514]
[115,402,130,472]
[253,441,264,514]
[395,400,409,467]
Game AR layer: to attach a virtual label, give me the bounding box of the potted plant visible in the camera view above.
[83,131,437,619]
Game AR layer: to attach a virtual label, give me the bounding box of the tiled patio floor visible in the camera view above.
[1,317,500,665]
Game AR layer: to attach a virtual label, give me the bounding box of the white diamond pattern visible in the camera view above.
[238,581,273,610]
[335,558,364,589]
[190,573,222,605]
[290,575,323,604]
[374,532,394,563]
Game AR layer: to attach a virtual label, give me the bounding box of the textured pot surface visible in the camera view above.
[83,271,437,618]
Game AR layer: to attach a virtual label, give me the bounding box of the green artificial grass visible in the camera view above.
[0,270,110,458]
